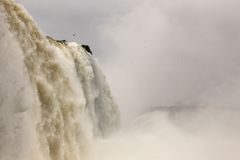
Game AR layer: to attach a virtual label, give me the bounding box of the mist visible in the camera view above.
[97,0,240,159]
[14,0,240,159]
[97,0,240,122]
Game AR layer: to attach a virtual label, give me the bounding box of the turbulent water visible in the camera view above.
[0,0,119,160]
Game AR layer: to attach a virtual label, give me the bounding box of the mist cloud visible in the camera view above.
[16,0,240,122]
[97,0,240,121]
[13,0,240,159]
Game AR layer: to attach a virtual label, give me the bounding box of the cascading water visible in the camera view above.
[0,0,119,160]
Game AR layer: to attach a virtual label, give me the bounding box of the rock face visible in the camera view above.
[46,36,68,45]
[81,45,93,55]
[46,36,93,55]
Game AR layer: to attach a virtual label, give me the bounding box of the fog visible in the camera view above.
[91,107,240,160]
[15,0,240,159]
[97,0,240,122]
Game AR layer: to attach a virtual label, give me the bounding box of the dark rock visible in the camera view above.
[46,36,68,45]
[81,45,93,55]
[56,40,67,44]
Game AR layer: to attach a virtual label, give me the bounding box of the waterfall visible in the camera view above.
[0,0,119,160]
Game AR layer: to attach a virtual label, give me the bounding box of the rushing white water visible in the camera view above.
[0,1,119,160]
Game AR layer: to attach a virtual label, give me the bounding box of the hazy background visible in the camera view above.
[13,0,240,159]
[15,0,240,123]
